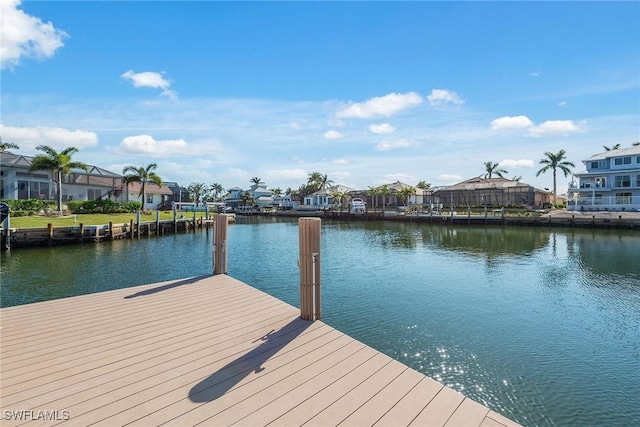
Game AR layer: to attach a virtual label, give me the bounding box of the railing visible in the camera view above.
[567,194,640,211]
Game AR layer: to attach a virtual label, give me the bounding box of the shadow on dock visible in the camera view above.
[189,317,312,402]
[123,275,208,299]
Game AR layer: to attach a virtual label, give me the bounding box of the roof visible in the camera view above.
[437,177,531,192]
[584,145,640,162]
[125,182,173,195]
[308,184,354,196]
[0,152,121,177]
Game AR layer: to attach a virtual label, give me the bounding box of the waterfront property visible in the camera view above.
[568,145,640,212]
[0,274,520,427]
[0,151,124,203]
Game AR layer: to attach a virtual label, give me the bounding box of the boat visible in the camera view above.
[349,198,366,215]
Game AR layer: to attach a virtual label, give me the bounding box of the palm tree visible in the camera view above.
[536,150,575,207]
[633,142,640,146]
[398,186,416,207]
[209,183,224,202]
[271,187,283,196]
[122,163,163,211]
[603,143,621,151]
[329,189,346,212]
[484,161,508,178]
[29,145,89,215]
[378,184,390,214]
[512,175,523,182]
[188,182,206,207]
[416,181,431,190]
[0,137,19,153]
[366,186,378,213]
[241,191,255,208]
[250,177,263,185]
[307,172,334,191]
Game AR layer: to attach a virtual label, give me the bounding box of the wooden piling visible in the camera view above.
[299,217,321,321]
[129,219,134,239]
[213,214,228,275]
[79,223,84,243]
[109,222,114,240]
[47,223,54,245]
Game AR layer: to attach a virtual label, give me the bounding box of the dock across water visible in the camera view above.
[0,274,520,426]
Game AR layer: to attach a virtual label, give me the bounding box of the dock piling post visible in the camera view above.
[156,210,160,235]
[47,223,54,245]
[299,217,321,321]
[2,212,10,251]
[79,223,84,243]
[109,222,114,240]
[213,214,228,275]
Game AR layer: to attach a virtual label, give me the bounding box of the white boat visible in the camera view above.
[349,198,366,215]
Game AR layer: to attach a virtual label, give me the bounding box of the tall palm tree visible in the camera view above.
[307,172,334,191]
[122,163,163,211]
[536,150,575,206]
[0,137,19,153]
[484,161,508,178]
[250,177,263,185]
[29,145,89,215]
[209,183,224,202]
[366,186,378,213]
[271,187,283,196]
[603,143,621,151]
[188,182,206,207]
[378,184,390,214]
[330,189,346,212]
[633,142,640,146]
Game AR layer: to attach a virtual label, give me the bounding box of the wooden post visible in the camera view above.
[173,206,177,234]
[136,211,141,239]
[2,214,10,251]
[299,217,321,321]
[47,223,54,245]
[109,221,114,240]
[156,210,160,236]
[213,214,228,275]
[79,223,84,243]
[129,219,134,239]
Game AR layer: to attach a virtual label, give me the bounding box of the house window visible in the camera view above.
[624,157,631,164]
[615,175,631,188]
[615,192,632,204]
[146,195,154,203]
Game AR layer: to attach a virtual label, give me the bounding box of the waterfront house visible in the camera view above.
[433,177,552,209]
[303,185,354,209]
[124,182,173,211]
[568,145,640,212]
[0,151,124,202]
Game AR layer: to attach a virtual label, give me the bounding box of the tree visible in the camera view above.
[378,184,390,214]
[250,177,263,185]
[366,186,378,213]
[603,143,621,151]
[330,189,346,212]
[0,137,19,153]
[512,175,523,182]
[122,163,163,211]
[483,161,508,178]
[398,186,416,207]
[416,181,431,190]
[307,172,333,191]
[536,150,575,207]
[209,183,224,202]
[271,187,283,196]
[241,191,255,207]
[29,145,89,215]
[633,142,640,146]
[188,182,206,207]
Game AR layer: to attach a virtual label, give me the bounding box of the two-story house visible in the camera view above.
[568,146,640,211]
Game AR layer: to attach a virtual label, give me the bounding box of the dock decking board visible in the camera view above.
[1,275,521,427]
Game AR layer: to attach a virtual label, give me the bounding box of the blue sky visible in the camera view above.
[2,0,639,194]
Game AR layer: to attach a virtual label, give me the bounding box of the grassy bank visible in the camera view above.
[3,211,188,229]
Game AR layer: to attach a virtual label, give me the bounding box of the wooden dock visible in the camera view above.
[0,275,521,426]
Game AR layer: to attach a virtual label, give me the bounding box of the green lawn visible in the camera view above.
[4,211,197,229]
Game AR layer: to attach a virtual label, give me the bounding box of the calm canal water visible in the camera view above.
[2,217,639,426]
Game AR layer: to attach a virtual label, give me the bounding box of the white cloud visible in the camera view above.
[426,89,465,108]
[369,123,396,134]
[264,168,308,182]
[289,121,301,130]
[558,101,567,107]
[0,0,68,69]
[499,159,534,169]
[437,174,463,182]
[530,71,540,77]
[332,171,351,182]
[121,70,177,99]
[375,139,414,151]
[0,124,97,149]
[292,156,305,164]
[528,120,586,137]
[336,92,423,119]
[332,158,350,165]
[115,134,188,157]
[491,115,534,130]
[324,130,344,139]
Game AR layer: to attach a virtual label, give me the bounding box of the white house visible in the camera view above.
[568,145,640,212]
[303,185,354,209]
[124,182,173,211]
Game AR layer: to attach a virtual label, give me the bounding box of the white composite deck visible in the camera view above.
[0,275,521,427]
